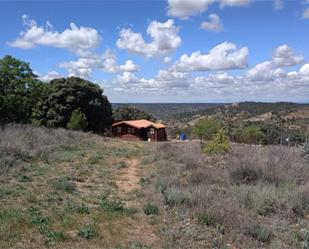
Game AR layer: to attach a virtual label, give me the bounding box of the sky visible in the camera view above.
[1,0,309,103]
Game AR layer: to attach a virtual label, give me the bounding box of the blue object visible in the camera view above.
[179,133,186,141]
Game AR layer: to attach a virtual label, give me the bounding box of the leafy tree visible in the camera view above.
[0,55,45,125]
[241,125,266,144]
[204,129,230,154]
[33,77,113,133]
[67,108,88,131]
[113,105,154,121]
[192,118,221,141]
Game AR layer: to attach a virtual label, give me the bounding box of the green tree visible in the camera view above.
[0,55,45,125]
[67,108,88,131]
[241,125,266,144]
[192,118,221,141]
[204,129,230,154]
[33,77,113,133]
[113,105,154,121]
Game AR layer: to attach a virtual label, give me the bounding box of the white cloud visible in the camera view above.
[246,44,304,81]
[9,15,100,56]
[116,19,181,57]
[200,14,223,32]
[173,42,249,72]
[272,44,304,67]
[59,49,139,78]
[164,56,172,64]
[39,71,62,82]
[167,0,215,19]
[119,60,139,72]
[219,0,251,8]
[274,0,284,10]
[299,64,309,75]
[59,58,94,78]
[167,0,250,19]
[302,7,309,19]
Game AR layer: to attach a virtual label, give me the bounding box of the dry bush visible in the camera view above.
[0,124,90,177]
[228,145,309,186]
[148,141,309,248]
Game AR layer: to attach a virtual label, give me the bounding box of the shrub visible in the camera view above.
[53,177,76,193]
[198,212,217,226]
[67,108,88,131]
[143,203,159,215]
[204,129,230,154]
[162,187,188,207]
[230,167,260,185]
[244,223,272,243]
[77,226,98,239]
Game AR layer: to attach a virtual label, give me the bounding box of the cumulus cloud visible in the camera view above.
[219,0,251,8]
[59,49,139,78]
[302,7,309,19]
[246,44,304,81]
[200,14,223,32]
[167,0,215,19]
[107,44,308,102]
[173,42,249,72]
[116,19,181,57]
[272,44,304,67]
[39,71,62,82]
[167,0,250,19]
[9,15,100,56]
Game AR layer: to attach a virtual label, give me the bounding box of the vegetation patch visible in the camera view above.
[143,203,159,216]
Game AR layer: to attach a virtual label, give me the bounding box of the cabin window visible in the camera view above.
[117,127,121,133]
[150,128,155,134]
[128,127,135,133]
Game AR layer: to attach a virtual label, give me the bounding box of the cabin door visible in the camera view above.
[140,128,148,141]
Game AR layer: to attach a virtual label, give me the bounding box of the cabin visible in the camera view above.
[112,119,167,141]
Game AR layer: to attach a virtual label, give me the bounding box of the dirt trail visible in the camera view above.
[116,158,162,248]
[116,159,140,194]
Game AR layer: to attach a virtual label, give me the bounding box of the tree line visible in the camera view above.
[0,55,151,133]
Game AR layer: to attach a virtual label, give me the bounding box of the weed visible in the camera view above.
[244,223,272,243]
[77,226,99,239]
[139,177,151,186]
[66,201,90,214]
[143,203,159,215]
[53,176,76,193]
[198,212,217,227]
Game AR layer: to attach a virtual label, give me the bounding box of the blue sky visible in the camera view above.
[1,0,309,103]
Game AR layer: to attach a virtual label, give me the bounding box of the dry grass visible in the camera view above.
[0,124,160,249]
[145,141,309,249]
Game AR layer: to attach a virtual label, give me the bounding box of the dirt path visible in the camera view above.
[116,158,162,248]
[116,159,140,194]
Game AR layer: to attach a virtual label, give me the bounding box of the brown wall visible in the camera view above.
[112,124,167,141]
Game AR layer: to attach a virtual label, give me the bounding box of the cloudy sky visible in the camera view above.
[1,0,309,103]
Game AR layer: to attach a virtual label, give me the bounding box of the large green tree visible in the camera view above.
[0,55,45,125]
[192,118,221,141]
[33,77,113,133]
[113,105,154,121]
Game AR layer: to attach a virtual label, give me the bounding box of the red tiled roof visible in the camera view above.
[112,119,166,129]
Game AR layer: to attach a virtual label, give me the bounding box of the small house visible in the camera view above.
[112,119,167,141]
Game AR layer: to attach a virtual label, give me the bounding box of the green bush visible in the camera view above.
[143,203,159,215]
[67,108,88,131]
[204,129,230,154]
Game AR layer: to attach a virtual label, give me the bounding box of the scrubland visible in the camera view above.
[1,125,308,249]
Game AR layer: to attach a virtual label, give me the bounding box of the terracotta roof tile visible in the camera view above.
[112,119,166,129]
